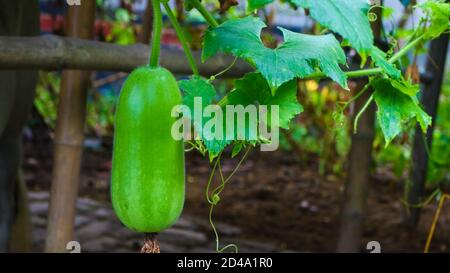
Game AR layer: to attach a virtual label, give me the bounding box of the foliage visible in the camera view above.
[179,73,303,158]
[185,0,448,159]
[373,73,450,186]
[291,0,374,54]
[372,78,431,146]
[34,72,117,137]
[34,72,60,129]
[279,80,351,175]
[419,0,450,40]
[203,16,348,91]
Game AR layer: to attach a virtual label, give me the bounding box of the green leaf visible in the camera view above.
[372,78,431,146]
[180,73,304,156]
[247,0,273,11]
[291,0,374,54]
[226,72,303,130]
[370,46,401,79]
[390,78,420,98]
[231,141,244,157]
[203,16,348,91]
[420,0,450,40]
[180,77,231,157]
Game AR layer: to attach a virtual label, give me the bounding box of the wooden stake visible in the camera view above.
[45,1,96,253]
[336,3,382,253]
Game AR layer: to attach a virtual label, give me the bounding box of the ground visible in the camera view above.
[23,135,450,253]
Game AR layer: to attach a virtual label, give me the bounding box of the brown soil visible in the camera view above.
[22,135,450,253]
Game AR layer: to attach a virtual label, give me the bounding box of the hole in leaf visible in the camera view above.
[260,27,283,49]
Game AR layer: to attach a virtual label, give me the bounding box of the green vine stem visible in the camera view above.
[209,57,238,82]
[188,0,219,27]
[162,2,199,75]
[337,80,372,112]
[203,146,252,253]
[353,93,374,133]
[205,152,221,204]
[212,146,251,197]
[149,0,163,67]
[305,34,426,80]
[388,34,425,64]
[306,67,381,80]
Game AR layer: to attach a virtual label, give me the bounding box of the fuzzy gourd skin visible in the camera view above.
[111,66,185,233]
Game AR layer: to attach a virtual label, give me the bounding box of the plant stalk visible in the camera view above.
[162,2,199,75]
[149,0,163,67]
[388,34,425,64]
[188,0,219,27]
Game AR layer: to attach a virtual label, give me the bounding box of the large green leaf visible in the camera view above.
[292,0,374,54]
[180,77,231,157]
[203,16,348,92]
[179,73,304,156]
[420,0,450,39]
[372,78,431,146]
[247,0,273,11]
[226,72,303,129]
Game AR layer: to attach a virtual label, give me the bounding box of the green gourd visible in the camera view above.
[111,66,185,233]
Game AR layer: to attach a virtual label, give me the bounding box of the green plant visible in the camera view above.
[109,0,449,252]
[34,72,60,129]
[86,90,116,137]
[34,72,117,136]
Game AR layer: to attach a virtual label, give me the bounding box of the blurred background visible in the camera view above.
[1,0,449,252]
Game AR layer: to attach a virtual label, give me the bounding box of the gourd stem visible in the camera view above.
[188,0,219,27]
[162,2,199,75]
[149,0,163,67]
[141,233,160,253]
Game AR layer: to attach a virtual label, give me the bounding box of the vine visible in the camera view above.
[148,0,162,67]
[146,0,449,252]
[204,146,252,253]
[162,1,199,75]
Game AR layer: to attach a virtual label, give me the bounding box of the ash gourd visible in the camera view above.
[111,66,185,232]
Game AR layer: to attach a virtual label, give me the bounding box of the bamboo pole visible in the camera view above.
[45,1,96,253]
[405,33,449,227]
[0,35,252,77]
[138,0,153,44]
[336,3,383,253]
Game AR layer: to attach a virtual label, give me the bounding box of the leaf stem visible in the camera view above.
[210,57,238,81]
[305,68,382,80]
[293,34,426,81]
[346,68,382,78]
[217,96,228,107]
[188,0,219,27]
[149,0,163,67]
[388,34,425,64]
[162,2,199,75]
